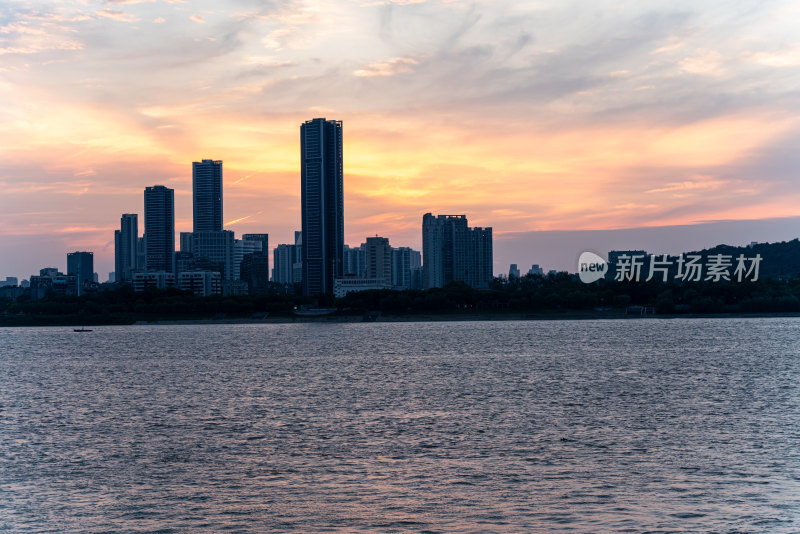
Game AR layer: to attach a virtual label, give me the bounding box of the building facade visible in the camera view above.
[144,185,175,273]
[192,230,234,280]
[365,236,392,283]
[422,213,493,289]
[67,251,94,287]
[115,213,138,282]
[300,118,344,295]
[192,159,223,233]
[272,243,297,285]
[391,247,421,290]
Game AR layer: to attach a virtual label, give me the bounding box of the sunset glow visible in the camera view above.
[2,0,800,277]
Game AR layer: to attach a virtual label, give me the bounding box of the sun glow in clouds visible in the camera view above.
[1,0,800,278]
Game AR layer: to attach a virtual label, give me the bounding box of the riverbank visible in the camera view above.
[5,309,800,327]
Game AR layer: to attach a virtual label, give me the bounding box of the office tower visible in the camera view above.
[300,118,344,295]
[114,213,138,282]
[192,159,223,232]
[392,247,421,289]
[67,251,93,295]
[422,213,493,289]
[365,236,392,283]
[144,185,175,273]
[242,234,269,256]
[67,251,93,284]
[509,264,520,279]
[192,230,234,280]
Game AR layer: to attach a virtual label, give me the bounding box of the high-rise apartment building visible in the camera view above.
[365,236,392,283]
[192,159,223,233]
[114,213,138,282]
[300,118,344,295]
[144,185,175,273]
[422,213,493,289]
[343,243,366,278]
[272,243,297,285]
[391,247,421,289]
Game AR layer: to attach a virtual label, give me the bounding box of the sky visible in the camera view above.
[1,0,800,279]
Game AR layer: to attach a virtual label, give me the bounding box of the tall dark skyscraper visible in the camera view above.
[192,159,223,232]
[144,185,175,273]
[67,251,94,292]
[114,213,138,282]
[300,118,344,295]
[422,213,493,289]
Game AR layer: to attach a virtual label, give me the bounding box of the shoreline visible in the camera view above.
[4,310,800,327]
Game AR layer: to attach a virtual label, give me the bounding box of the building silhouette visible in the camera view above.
[422,213,493,289]
[365,236,392,283]
[192,230,234,280]
[144,185,175,273]
[192,159,223,232]
[114,214,138,282]
[67,251,93,294]
[391,247,421,290]
[300,118,344,295]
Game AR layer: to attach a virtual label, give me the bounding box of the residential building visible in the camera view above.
[390,247,421,290]
[344,243,366,278]
[300,117,344,295]
[144,185,175,273]
[272,243,297,285]
[192,159,223,232]
[365,236,392,283]
[422,213,493,289]
[114,213,138,282]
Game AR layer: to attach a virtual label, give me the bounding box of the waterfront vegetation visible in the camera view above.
[3,273,800,326]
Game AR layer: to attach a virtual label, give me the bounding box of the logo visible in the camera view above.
[578,251,608,283]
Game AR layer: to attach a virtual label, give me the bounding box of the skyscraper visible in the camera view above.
[300,118,344,295]
[192,159,223,232]
[67,251,93,294]
[114,213,138,282]
[144,185,175,273]
[422,213,493,289]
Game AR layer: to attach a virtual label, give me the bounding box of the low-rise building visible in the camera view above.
[178,271,221,297]
[333,277,392,298]
[133,271,175,291]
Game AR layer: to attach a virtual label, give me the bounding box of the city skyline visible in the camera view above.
[2,0,800,279]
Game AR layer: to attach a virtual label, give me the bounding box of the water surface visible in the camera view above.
[1,319,799,532]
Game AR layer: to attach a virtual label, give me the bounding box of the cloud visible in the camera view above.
[105,0,156,4]
[354,56,420,77]
[190,14,206,24]
[95,9,139,23]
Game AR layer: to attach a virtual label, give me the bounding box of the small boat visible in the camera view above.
[73,328,93,332]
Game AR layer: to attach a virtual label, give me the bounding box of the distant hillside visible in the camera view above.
[607,238,800,281]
